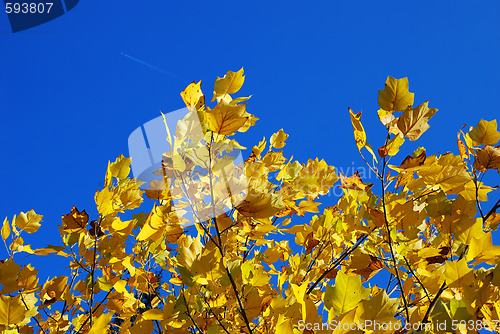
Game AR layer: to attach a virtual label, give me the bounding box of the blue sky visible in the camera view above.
[1,1,500,283]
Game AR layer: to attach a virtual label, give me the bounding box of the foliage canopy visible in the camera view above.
[2,71,500,334]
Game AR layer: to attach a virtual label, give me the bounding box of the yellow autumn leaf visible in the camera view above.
[386,133,405,156]
[109,154,132,180]
[95,187,117,216]
[61,206,89,234]
[348,108,377,162]
[136,206,166,242]
[378,76,414,112]
[1,217,10,240]
[339,171,373,191]
[291,283,320,323]
[270,128,289,149]
[467,231,500,265]
[180,80,205,111]
[0,258,22,294]
[0,295,26,325]
[113,280,128,294]
[206,100,248,135]
[324,271,369,315]
[142,309,165,320]
[212,68,245,101]
[15,209,43,234]
[276,314,294,334]
[349,108,367,150]
[469,119,500,146]
[474,145,500,172]
[457,132,468,159]
[88,312,113,334]
[355,290,399,325]
[236,190,285,219]
[122,256,136,276]
[444,258,473,288]
[397,100,438,141]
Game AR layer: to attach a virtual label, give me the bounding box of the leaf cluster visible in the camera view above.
[1,73,500,334]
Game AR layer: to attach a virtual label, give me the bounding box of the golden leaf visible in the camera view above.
[397,100,437,141]
[270,128,289,149]
[109,154,132,180]
[457,132,468,159]
[88,312,113,334]
[377,76,414,112]
[15,209,43,234]
[349,108,378,162]
[355,290,398,324]
[339,171,373,191]
[61,206,89,234]
[0,258,22,294]
[180,80,205,112]
[0,295,26,325]
[444,259,473,289]
[142,309,165,321]
[1,217,10,241]
[212,68,245,101]
[386,134,405,156]
[236,190,284,219]
[474,145,500,172]
[324,271,369,315]
[206,100,248,135]
[469,119,500,146]
[395,150,426,170]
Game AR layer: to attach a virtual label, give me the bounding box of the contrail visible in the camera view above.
[121,52,186,82]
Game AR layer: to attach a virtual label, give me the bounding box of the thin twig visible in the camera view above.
[402,256,431,303]
[75,289,113,334]
[306,229,373,295]
[20,292,47,334]
[381,155,410,323]
[88,215,101,328]
[182,291,204,334]
[208,132,253,334]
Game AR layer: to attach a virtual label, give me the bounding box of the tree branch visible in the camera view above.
[381,155,410,323]
[306,230,372,295]
[208,132,253,334]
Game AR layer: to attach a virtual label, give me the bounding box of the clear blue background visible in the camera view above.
[1,0,500,284]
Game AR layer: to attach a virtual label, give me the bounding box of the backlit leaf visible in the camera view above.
[212,68,245,101]
[181,80,205,112]
[206,100,248,135]
[469,119,500,146]
[61,206,89,233]
[88,312,112,334]
[324,271,369,315]
[444,259,473,289]
[378,76,414,112]
[1,218,10,241]
[474,145,500,172]
[109,154,131,180]
[397,100,437,141]
[339,171,373,191]
[15,209,43,234]
[270,128,289,149]
[0,295,26,325]
[349,108,378,162]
